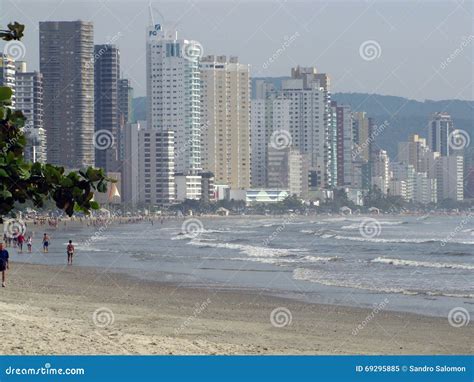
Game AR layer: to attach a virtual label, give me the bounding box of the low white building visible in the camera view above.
[246,189,289,204]
[175,174,202,201]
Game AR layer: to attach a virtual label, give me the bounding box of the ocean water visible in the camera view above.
[12,215,474,318]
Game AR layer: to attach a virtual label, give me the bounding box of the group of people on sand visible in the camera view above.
[2,233,31,252]
[0,233,75,288]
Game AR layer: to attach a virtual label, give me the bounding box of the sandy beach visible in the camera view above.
[0,262,470,355]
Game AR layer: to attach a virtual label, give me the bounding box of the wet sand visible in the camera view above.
[0,262,470,355]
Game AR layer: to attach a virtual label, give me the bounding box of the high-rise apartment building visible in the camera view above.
[371,149,390,194]
[0,53,15,106]
[122,121,140,205]
[14,61,46,163]
[146,20,202,201]
[428,112,453,157]
[146,22,201,175]
[413,172,437,204]
[250,93,291,188]
[398,134,430,172]
[352,112,372,163]
[333,102,353,187]
[267,146,308,198]
[391,162,416,201]
[200,55,251,189]
[136,121,175,205]
[117,78,133,170]
[94,44,120,172]
[280,67,331,189]
[39,21,95,168]
[436,155,464,201]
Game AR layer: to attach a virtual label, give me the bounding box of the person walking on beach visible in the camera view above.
[0,241,10,287]
[27,236,32,253]
[66,240,75,265]
[42,233,50,253]
[17,233,25,253]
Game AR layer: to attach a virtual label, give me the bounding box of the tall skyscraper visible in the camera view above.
[117,78,133,197]
[352,112,372,163]
[200,55,251,189]
[428,112,453,157]
[371,149,390,194]
[39,21,95,168]
[146,21,201,175]
[333,103,353,187]
[94,44,120,172]
[146,18,202,201]
[122,121,140,205]
[118,79,133,127]
[15,61,46,163]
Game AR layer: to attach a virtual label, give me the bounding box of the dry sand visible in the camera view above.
[0,262,471,355]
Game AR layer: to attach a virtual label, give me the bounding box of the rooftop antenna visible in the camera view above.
[148,1,165,26]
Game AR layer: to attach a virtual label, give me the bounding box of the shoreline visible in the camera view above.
[1,262,471,355]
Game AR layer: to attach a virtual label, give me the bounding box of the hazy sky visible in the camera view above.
[1,0,473,100]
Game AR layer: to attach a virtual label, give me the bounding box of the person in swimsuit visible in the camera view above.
[27,236,32,252]
[17,234,25,253]
[67,240,75,265]
[42,233,50,253]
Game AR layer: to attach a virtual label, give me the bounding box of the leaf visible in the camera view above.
[0,87,13,101]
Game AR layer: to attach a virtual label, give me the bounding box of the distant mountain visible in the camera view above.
[132,86,473,158]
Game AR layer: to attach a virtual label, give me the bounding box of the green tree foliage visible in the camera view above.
[0,24,112,221]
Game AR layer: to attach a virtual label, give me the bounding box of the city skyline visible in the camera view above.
[0,10,471,205]
[1,0,473,101]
